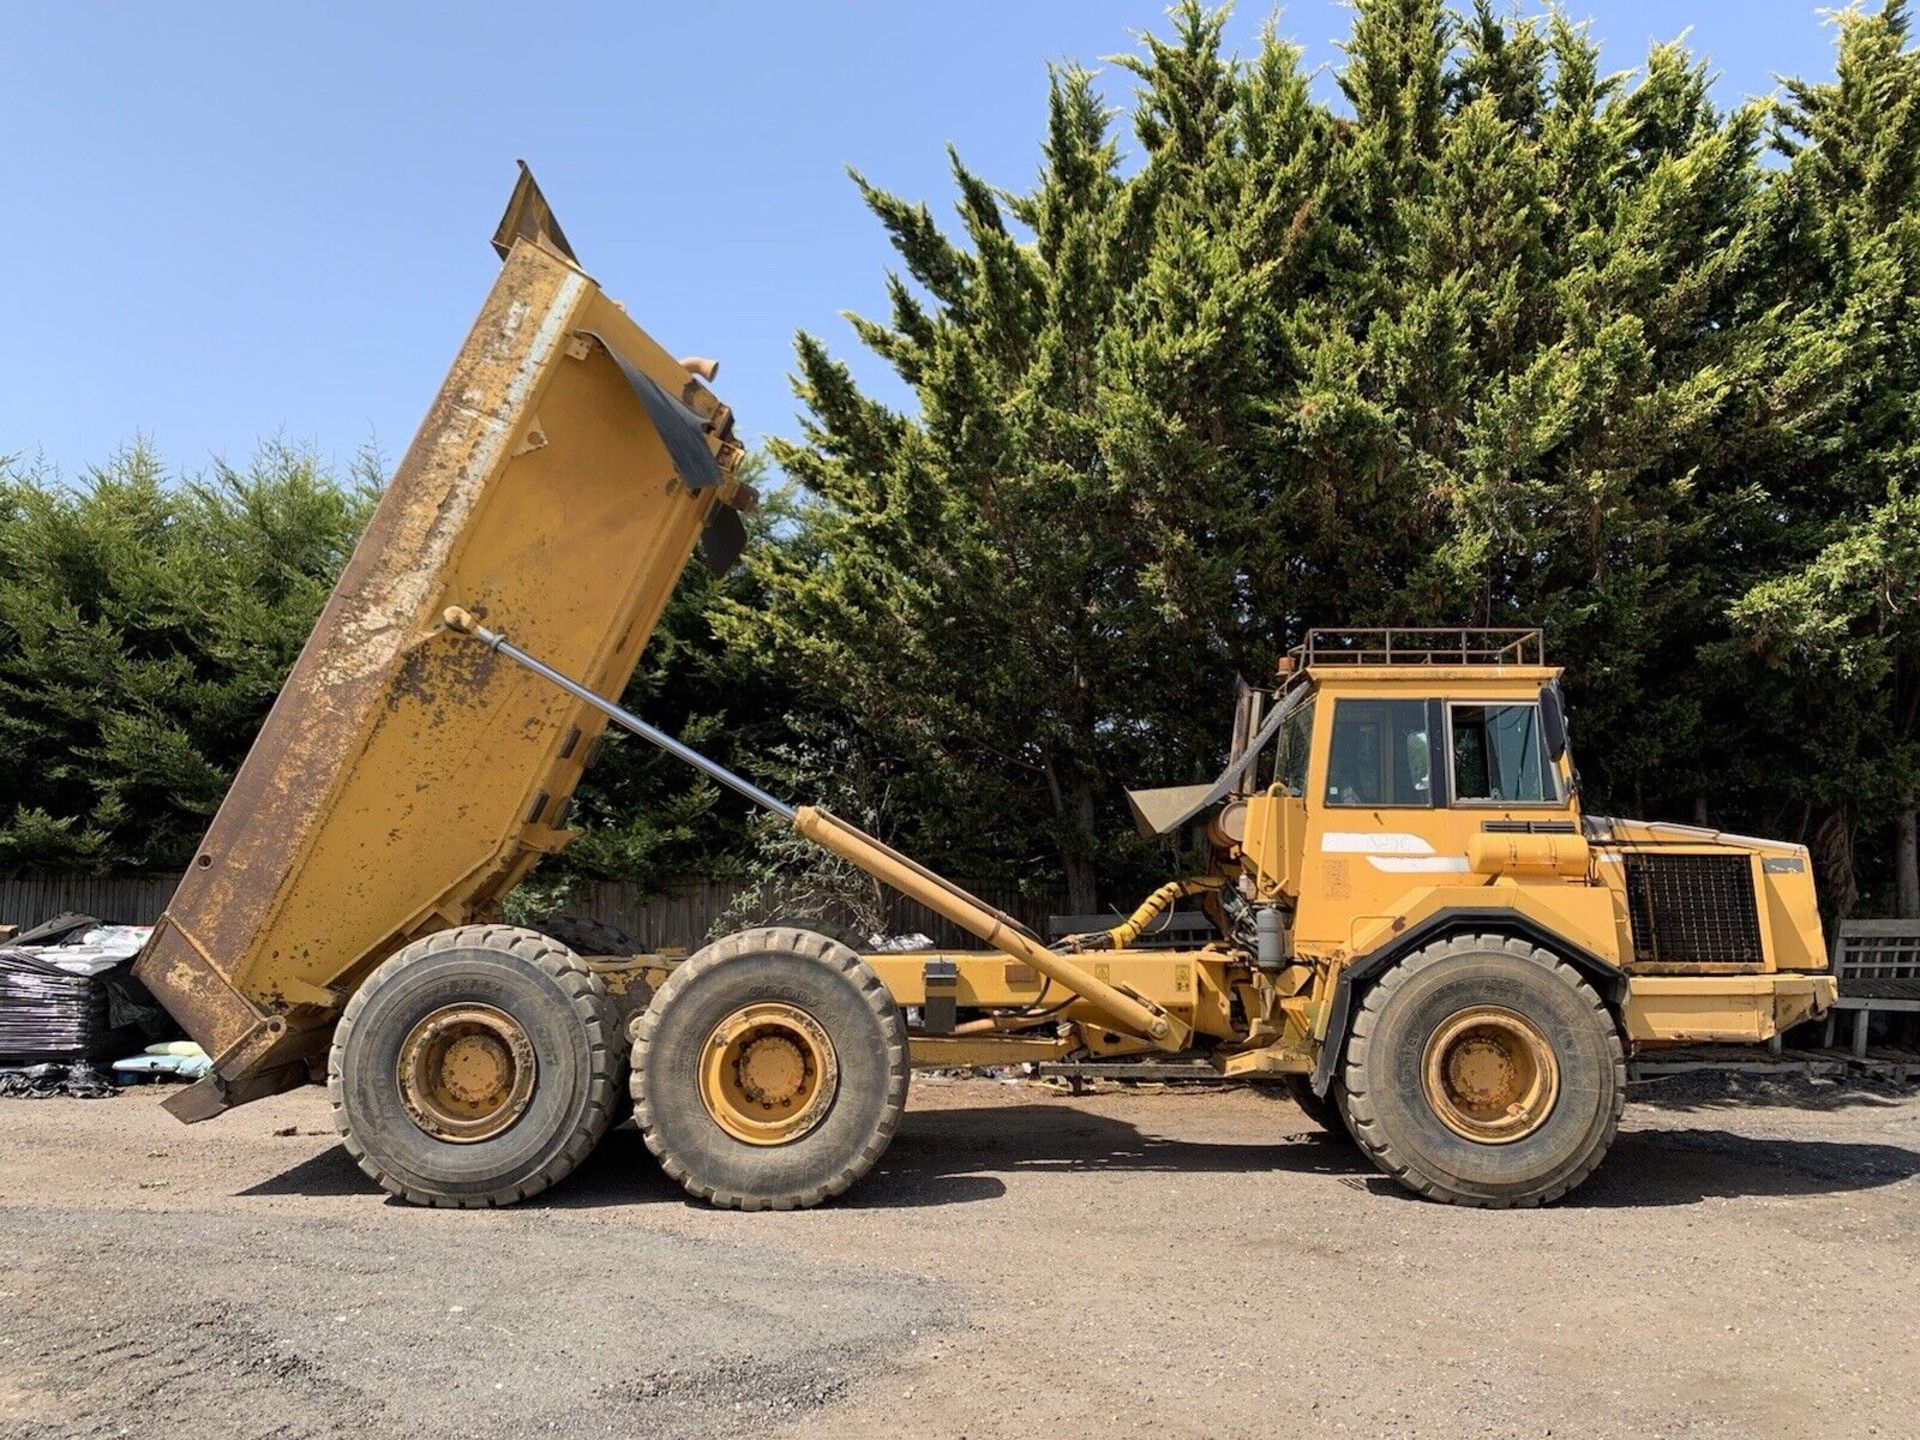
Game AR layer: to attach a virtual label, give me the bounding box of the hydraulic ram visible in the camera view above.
[440,605,1189,1049]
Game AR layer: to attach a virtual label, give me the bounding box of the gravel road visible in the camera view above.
[3,1071,1917,1439]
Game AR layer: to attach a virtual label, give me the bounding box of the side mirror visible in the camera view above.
[1539,682,1568,763]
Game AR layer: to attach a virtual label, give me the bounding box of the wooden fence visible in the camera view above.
[0,874,1066,952]
[561,878,1065,951]
[0,874,183,930]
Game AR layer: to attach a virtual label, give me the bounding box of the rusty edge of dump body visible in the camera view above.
[133,171,747,1121]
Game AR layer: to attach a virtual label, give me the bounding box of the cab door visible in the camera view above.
[1294,689,1580,955]
[1295,692,1454,952]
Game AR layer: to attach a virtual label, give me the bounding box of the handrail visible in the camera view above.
[1292,627,1544,668]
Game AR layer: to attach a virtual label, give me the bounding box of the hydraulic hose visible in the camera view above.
[1072,876,1225,951]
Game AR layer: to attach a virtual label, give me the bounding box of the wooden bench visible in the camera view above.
[1821,919,1920,1057]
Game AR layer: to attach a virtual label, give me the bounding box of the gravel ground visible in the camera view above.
[2,1070,1917,1439]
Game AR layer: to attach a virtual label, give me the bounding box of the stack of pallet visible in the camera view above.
[0,915,162,1064]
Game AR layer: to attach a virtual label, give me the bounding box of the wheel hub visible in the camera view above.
[397,1003,537,1143]
[1421,1005,1559,1144]
[699,1002,838,1146]
[738,1032,807,1106]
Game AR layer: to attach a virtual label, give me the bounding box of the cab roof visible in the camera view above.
[1291,627,1544,667]
[1303,663,1562,686]
[1289,628,1561,687]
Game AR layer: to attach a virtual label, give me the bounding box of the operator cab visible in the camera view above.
[1128,628,1574,852]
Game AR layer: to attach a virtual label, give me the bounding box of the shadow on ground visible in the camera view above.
[1629,1071,1915,1114]
[241,1095,1920,1213]
[843,1106,1371,1209]
[238,1105,1367,1210]
[535,1108,1365,1211]
[1568,1125,1920,1207]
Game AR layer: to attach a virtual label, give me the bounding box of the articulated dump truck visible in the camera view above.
[135,170,1837,1211]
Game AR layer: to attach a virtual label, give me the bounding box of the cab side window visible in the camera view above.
[1326,699,1431,807]
[1450,703,1554,804]
[1275,699,1315,795]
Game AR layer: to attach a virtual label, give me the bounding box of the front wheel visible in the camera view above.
[1337,934,1624,1207]
[632,927,908,1211]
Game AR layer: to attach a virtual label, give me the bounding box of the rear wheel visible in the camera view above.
[329,924,619,1207]
[1282,1074,1347,1135]
[765,917,872,952]
[531,912,650,1124]
[632,926,908,1211]
[1337,934,1623,1207]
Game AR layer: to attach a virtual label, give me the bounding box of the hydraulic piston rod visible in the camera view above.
[441,606,1188,1049]
[441,607,795,822]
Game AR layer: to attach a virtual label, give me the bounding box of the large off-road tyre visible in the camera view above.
[632,926,908,1211]
[1282,1074,1348,1135]
[764,917,872,953]
[530,912,650,1126]
[1337,934,1624,1208]
[329,924,619,1208]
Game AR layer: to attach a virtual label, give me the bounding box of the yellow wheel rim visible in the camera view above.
[396,1003,537,1143]
[698,1002,838,1146]
[1421,1005,1559,1145]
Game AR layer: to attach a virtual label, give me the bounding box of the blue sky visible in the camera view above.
[3,1,1846,481]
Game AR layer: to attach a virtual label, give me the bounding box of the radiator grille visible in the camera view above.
[1624,853,1763,965]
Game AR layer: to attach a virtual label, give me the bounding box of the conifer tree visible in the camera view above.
[0,444,376,870]
[728,0,1918,910]
[1732,0,1920,913]
[8,2,1920,919]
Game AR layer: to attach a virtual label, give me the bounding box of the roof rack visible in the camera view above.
[1292,628,1544,668]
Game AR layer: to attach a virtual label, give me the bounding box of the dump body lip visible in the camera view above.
[135,210,740,1121]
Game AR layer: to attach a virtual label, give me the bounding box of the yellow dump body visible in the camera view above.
[133,226,744,1118]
